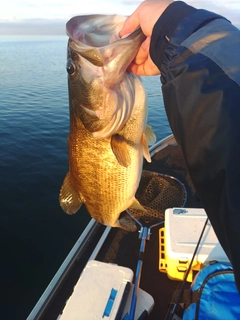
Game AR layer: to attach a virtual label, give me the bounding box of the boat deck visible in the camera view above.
[97,138,202,319]
[31,136,203,320]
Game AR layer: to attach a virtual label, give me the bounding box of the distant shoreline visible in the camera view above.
[0,20,66,35]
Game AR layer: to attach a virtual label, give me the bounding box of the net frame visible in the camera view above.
[129,170,187,220]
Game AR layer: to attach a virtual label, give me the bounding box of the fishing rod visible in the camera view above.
[167,217,209,320]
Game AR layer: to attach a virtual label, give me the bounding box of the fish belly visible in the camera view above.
[68,118,143,227]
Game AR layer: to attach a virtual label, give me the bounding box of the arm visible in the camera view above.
[122,1,240,290]
[152,1,240,288]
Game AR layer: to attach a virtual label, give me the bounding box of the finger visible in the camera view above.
[134,37,150,65]
[127,37,160,76]
[129,58,160,76]
[119,9,140,37]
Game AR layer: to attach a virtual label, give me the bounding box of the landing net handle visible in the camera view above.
[127,170,187,320]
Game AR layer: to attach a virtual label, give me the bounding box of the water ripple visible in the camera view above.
[0,36,170,320]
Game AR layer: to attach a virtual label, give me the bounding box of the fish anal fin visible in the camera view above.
[116,198,145,231]
[59,172,84,214]
[141,133,151,163]
[129,197,146,212]
[111,134,131,167]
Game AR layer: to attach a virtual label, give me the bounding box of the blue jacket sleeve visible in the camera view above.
[150,1,240,290]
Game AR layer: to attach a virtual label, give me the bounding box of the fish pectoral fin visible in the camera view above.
[59,172,84,214]
[129,197,146,212]
[111,134,131,167]
[141,133,151,163]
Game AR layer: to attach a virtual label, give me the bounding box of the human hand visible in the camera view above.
[119,0,173,76]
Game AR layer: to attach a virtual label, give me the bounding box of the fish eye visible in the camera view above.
[66,61,75,75]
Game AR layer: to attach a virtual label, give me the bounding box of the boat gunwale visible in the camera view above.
[26,219,104,320]
[27,134,176,320]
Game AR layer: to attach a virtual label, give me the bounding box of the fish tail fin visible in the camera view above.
[118,217,137,232]
[59,172,84,214]
[118,216,137,232]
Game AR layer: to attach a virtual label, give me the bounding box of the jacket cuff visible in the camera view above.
[150,1,196,69]
[150,1,227,70]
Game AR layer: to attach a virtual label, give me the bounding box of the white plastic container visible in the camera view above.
[122,282,154,319]
[59,260,154,319]
[159,208,229,282]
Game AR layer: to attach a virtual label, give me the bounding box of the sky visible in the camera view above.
[0,0,240,35]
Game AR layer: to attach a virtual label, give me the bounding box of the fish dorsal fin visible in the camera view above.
[129,197,146,212]
[142,133,151,163]
[141,125,156,163]
[111,134,131,167]
[59,172,84,214]
[145,124,156,145]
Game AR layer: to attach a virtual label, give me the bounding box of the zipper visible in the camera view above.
[195,269,233,319]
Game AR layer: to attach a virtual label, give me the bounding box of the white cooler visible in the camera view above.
[159,208,229,282]
[59,260,154,319]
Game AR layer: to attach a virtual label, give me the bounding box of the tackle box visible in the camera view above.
[159,208,229,282]
[59,260,154,319]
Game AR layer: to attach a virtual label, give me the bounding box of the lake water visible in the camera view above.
[0,35,170,319]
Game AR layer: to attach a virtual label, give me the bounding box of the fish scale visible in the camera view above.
[59,15,156,231]
[66,95,144,228]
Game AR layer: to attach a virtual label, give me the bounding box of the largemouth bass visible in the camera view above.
[59,15,156,231]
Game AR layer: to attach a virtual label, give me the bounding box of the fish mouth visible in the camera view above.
[66,14,129,47]
[66,15,146,70]
[66,14,145,45]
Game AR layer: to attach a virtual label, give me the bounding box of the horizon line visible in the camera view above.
[0,19,67,35]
